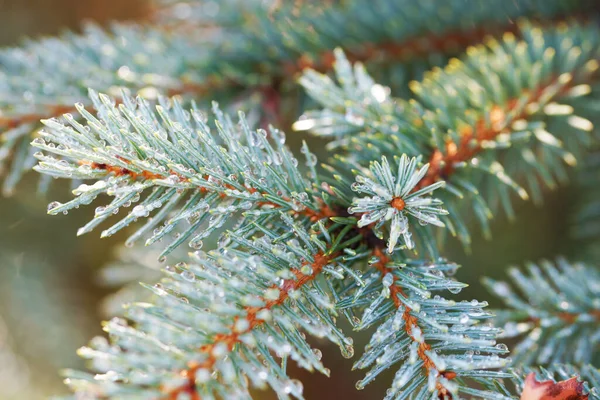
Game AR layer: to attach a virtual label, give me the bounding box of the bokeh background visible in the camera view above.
[0,1,573,399]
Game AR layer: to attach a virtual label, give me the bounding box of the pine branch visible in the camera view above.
[484,258,600,367]
[368,249,459,396]
[348,154,448,252]
[63,221,356,399]
[165,250,336,399]
[339,250,512,399]
[33,91,333,257]
[154,0,590,78]
[294,27,600,398]
[16,4,600,399]
[0,0,589,194]
[298,21,600,243]
[0,23,209,131]
[409,25,599,193]
[43,128,497,399]
[0,23,211,195]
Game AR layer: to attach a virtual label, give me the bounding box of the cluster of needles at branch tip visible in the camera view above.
[349,155,447,252]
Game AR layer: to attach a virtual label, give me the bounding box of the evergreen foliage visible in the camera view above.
[297,22,600,244]
[34,91,324,258]
[484,258,600,367]
[2,0,600,399]
[341,256,512,399]
[64,230,355,399]
[0,0,591,194]
[0,23,206,195]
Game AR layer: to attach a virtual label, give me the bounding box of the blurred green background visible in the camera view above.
[0,1,572,399]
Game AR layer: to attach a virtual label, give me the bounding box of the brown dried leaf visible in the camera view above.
[520,372,589,400]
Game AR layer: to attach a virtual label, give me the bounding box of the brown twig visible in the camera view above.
[371,247,456,398]
[163,252,336,399]
[79,158,336,221]
[0,79,234,131]
[415,65,598,191]
[0,17,547,135]
[528,309,600,326]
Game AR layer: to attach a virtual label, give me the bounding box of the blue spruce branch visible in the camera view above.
[16,3,600,399]
[484,258,600,367]
[297,21,600,244]
[33,91,335,258]
[0,0,591,193]
[62,220,358,399]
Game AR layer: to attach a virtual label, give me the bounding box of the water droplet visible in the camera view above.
[47,201,62,212]
[290,379,303,394]
[342,344,354,359]
[382,273,394,287]
[306,153,318,167]
[300,265,313,275]
[180,270,195,282]
[495,343,508,352]
[448,286,462,294]
[189,239,203,249]
[312,348,322,361]
[131,205,149,218]
[165,265,176,273]
[78,164,92,174]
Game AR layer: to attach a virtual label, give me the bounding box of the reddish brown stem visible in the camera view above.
[371,248,455,397]
[283,25,513,78]
[528,309,600,326]
[0,80,228,131]
[0,17,552,134]
[163,252,335,399]
[80,159,336,221]
[0,105,76,130]
[415,70,595,191]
